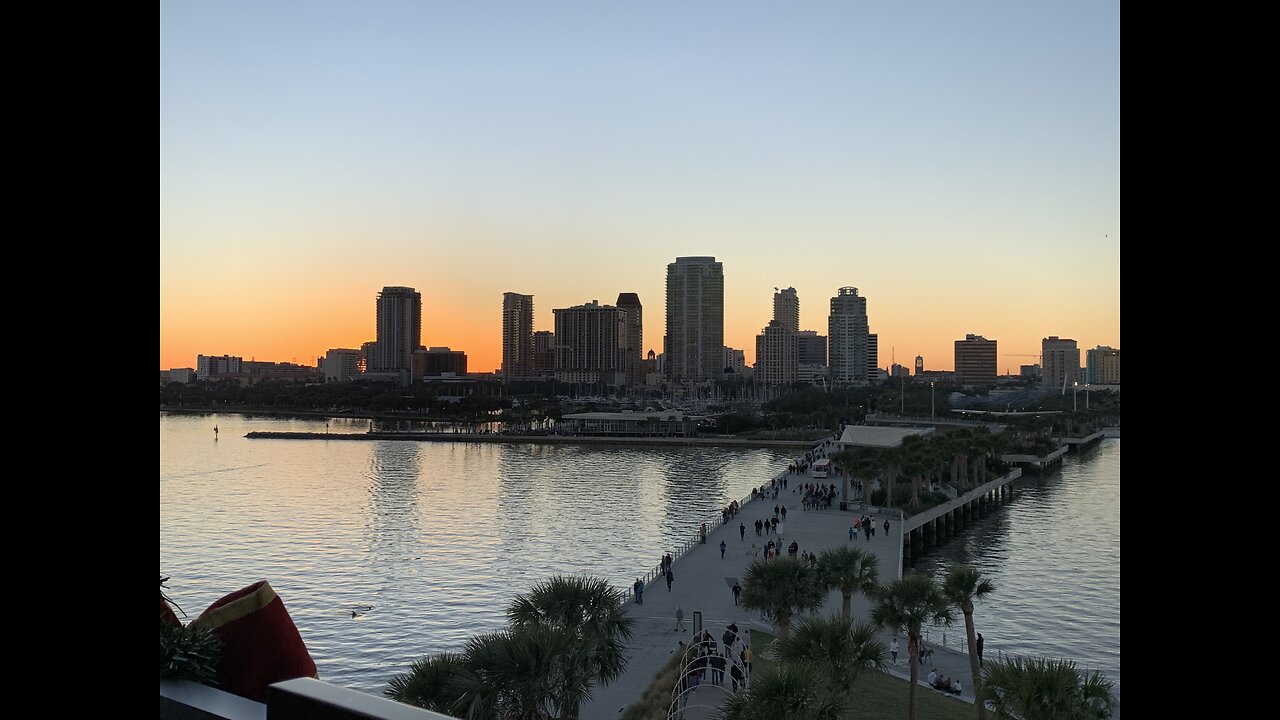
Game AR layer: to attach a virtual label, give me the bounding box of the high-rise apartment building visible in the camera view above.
[664,256,724,383]
[1041,336,1080,389]
[533,331,556,375]
[797,330,827,385]
[371,287,422,382]
[1086,346,1121,384]
[723,347,746,375]
[196,354,242,381]
[616,293,643,386]
[502,292,534,379]
[773,287,799,332]
[755,321,799,385]
[828,287,876,386]
[954,334,998,386]
[553,300,628,386]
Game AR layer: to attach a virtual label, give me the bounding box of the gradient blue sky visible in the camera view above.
[161,1,1120,372]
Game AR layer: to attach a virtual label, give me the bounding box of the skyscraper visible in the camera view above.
[828,287,875,386]
[773,287,799,332]
[553,300,628,386]
[533,331,556,375]
[1042,336,1080,389]
[954,334,998,386]
[797,330,827,385]
[616,292,643,386]
[755,320,799,385]
[664,256,724,383]
[502,292,534,379]
[371,286,422,382]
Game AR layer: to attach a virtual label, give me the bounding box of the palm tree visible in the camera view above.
[452,625,583,720]
[739,557,826,640]
[968,428,995,484]
[871,574,955,720]
[941,565,995,720]
[816,546,879,621]
[385,652,467,716]
[979,656,1116,720]
[716,661,846,720]
[879,444,901,509]
[830,448,860,507]
[776,615,885,695]
[507,575,635,719]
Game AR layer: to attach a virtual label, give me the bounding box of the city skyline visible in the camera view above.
[160,2,1120,374]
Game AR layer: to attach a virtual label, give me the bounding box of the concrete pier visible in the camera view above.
[582,443,993,718]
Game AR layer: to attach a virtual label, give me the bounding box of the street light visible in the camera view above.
[930,381,935,420]
[1073,381,1078,412]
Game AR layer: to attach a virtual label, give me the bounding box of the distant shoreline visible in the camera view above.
[161,409,826,449]
[244,430,819,449]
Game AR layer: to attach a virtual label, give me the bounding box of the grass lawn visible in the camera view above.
[750,630,974,720]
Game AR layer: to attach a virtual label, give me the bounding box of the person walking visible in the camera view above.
[674,605,686,632]
[977,632,985,667]
[666,567,675,591]
[633,578,644,605]
[740,522,746,540]
[732,581,742,606]
[720,540,727,559]
[730,658,744,692]
[700,523,707,543]
[884,518,891,536]
[890,636,899,664]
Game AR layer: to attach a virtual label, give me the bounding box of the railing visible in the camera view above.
[160,677,460,720]
[626,437,833,602]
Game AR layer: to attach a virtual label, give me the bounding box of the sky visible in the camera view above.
[160,1,1120,374]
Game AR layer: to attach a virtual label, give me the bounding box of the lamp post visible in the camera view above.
[930,381,935,420]
[1073,381,1078,412]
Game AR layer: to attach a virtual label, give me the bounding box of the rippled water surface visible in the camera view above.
[160,413,793,692]
[912,438,1120,709]
[161,414,1119,708]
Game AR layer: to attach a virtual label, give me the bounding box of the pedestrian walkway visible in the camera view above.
[582,444,971,719]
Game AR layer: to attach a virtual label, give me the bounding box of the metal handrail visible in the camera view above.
[625,437,834,603]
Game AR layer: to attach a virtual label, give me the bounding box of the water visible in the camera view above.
[911,439,1120,711]
[160,413,1120,710]
[160,412,792,692]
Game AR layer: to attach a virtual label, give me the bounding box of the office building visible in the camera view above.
[954,334,998,386]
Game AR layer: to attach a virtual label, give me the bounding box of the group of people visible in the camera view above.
[677,624,753,694]
[849,515,890,541]
[800,482,839,511]
[753,515,784,537]
[927,667,962,695]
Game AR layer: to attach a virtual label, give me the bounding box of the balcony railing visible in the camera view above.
[160,677,459,720]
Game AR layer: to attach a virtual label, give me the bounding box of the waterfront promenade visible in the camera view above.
[583,463,981,719]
